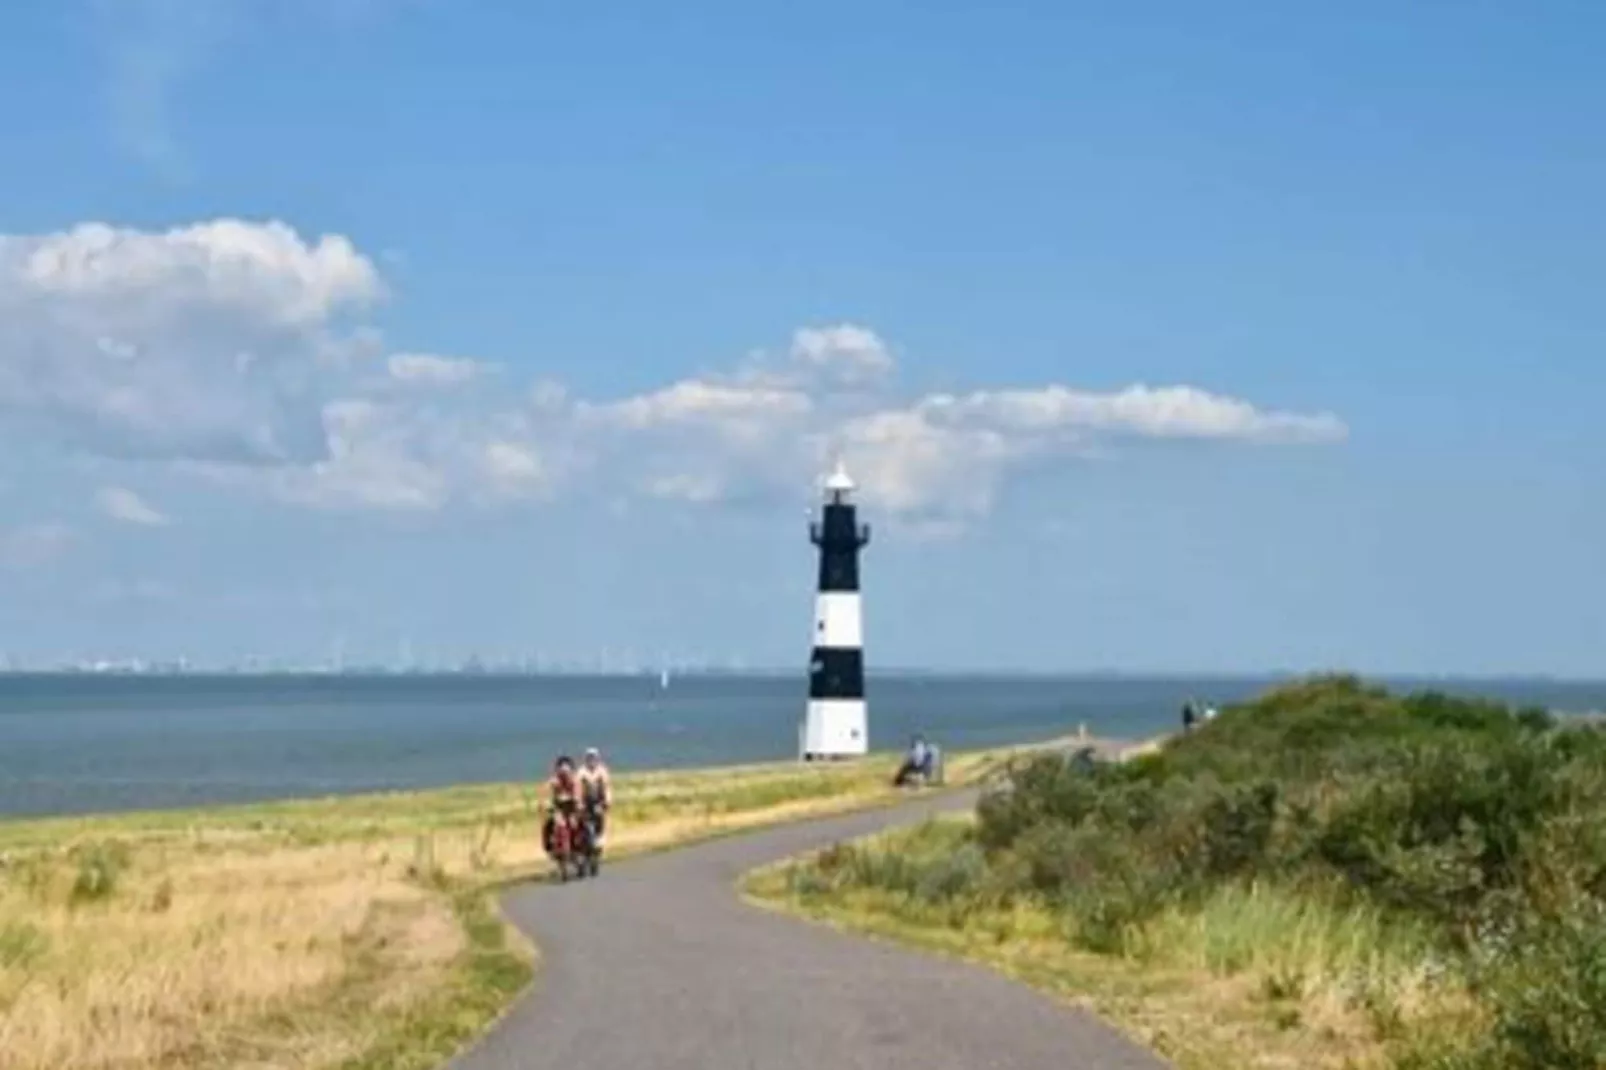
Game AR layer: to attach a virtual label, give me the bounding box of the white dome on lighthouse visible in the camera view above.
[823,460,855,495]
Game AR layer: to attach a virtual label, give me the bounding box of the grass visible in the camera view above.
[745,815,1450,1069]
[744,679,1606,1069]
[0,740,1034,1070]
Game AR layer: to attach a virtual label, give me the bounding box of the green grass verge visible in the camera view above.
[333,889,533,1070]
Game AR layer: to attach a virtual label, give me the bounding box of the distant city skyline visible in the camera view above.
[4,649,1605,686]
[0,650,762,677]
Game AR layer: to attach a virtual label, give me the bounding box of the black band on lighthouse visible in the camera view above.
[808,647,864,700]
[817,550,859,592]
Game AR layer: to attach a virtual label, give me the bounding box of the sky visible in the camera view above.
[0,1,1603,675]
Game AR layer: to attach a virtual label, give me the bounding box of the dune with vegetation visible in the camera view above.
[747,677,1606,1070]
[0,744,1025,1070]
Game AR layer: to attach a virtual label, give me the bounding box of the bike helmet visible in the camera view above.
[583,746,601,762]
[554,754,574,770]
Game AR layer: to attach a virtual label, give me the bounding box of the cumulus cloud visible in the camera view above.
[916,384,1346,444]
[14,219,379,324]
[581,379,812,440]
[203,397,564,513]
[835,407,1018,518]
[96,487,171,526]
[787,324,894,387]
[244,399,452,512]
[558,337,1345,519]
[1,216,1347,523]
[0,218,381,465]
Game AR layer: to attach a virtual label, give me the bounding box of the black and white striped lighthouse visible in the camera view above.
[802,461,869,759]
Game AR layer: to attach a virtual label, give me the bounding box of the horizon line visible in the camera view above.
[3,666,1606,685]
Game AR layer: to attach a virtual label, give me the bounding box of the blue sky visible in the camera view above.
[0,0,1603,674]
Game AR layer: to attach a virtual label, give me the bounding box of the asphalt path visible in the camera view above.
[450,765,1168,1069]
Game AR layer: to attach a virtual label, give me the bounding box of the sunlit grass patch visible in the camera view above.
[0,739,1031,1070]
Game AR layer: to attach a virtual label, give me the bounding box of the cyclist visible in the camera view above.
[577,747,612,850]
[542,754,582,854]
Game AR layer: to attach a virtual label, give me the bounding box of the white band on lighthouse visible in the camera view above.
[813,591,863,649]
[802,461,869,760]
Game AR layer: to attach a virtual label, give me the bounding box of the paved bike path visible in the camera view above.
[450,783,1168,1070]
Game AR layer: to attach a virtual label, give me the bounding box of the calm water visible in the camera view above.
[2,672,1603,819]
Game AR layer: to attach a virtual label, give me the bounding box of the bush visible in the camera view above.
[1413,901,1606,1070]
[800,819,985,905]
[913,842,990,904]
[813,676,1606,1064]
[68,841,130,905]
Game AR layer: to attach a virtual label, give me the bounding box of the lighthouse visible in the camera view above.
[801,461,870,760]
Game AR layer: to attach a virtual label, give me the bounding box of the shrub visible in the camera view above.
[793,676,1606,1065]
[69,841,130,905]
[1414,901,1606,1070]
[913,842,990,904]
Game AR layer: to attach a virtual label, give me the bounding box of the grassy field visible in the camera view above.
[746,678,1606,1070]
[0,742,1033,1070]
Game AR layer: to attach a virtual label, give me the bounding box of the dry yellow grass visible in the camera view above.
[0,742,1027,1070]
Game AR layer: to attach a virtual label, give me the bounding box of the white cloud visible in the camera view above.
[529,380,569,412]
[478,441,548,498]
[215,398,563,513]
[582,379,812,440]
[1,216,1347,524]
[0,217,381,466]
[555,335,1345,519]
[834,407,1018,518]
[254,399,452,512]
[95,486,171,526]
[0,524,78,570]
[386,353,487,387]
[787,324,894,386]
[11,219,380,326]
[917,384,1346,445]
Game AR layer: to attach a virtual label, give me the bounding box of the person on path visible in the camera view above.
[578,746,612,850]
[543,755,582,854]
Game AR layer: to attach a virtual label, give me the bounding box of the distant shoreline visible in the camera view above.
[4,668,1606,684]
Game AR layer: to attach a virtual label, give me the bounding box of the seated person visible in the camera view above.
[893,734,935,786]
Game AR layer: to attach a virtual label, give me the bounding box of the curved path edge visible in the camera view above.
[447,771,1169,1070]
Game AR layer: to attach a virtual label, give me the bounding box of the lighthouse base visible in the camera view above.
[801,699,868,760]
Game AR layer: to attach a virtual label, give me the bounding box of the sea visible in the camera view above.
[1,672,1604,820]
